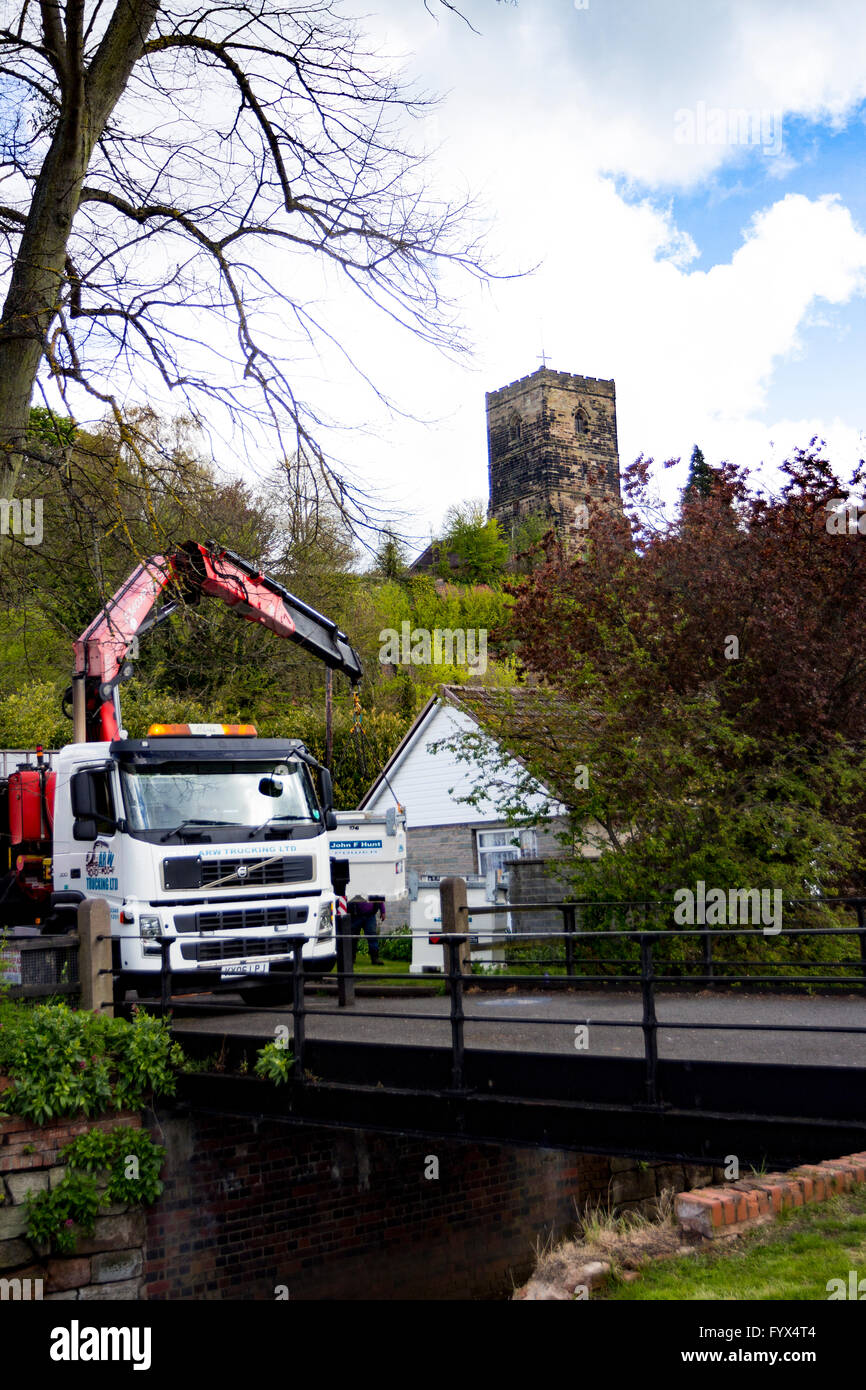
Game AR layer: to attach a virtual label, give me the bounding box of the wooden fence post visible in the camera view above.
[439,877,471,978]
[78,899,114,1017]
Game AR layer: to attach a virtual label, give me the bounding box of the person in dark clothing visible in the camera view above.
[348,895,386,965]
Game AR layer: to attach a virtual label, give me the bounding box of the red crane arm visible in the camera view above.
[71,540,363,742]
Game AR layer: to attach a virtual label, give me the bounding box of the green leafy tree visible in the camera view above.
[374,531,409,582]
[683,444,715,500]
[435,499,509,585]
[506,511,550,574]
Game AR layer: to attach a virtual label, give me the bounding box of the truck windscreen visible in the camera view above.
[119,760,319,836]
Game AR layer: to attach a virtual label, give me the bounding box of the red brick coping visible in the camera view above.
[676,1153,866,1239]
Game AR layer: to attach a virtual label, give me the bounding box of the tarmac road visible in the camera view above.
[170,987,866,1068]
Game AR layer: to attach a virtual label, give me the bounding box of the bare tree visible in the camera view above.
[0,0,494,533]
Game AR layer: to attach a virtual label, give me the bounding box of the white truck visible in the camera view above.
[0,540,405,1003]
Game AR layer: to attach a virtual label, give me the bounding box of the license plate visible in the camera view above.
[220,961,271,979]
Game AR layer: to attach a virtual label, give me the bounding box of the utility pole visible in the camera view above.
[325,666,333,769]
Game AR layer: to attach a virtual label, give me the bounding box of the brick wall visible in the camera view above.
[407,818,570,882]
[0,1109,145,1300]
[508,857,576,936]
[406,821,480,878]
[143,1111,725,1301]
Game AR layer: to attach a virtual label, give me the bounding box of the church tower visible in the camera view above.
[486,367,621,537]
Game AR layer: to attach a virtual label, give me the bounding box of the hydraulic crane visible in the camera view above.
[70,539,363,742]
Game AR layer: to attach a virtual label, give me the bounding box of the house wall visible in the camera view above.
[363,701,557,828]
[508,857,577,936]
[406,816,569,881]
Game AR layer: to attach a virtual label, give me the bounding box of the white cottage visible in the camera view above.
[358,686,569,882]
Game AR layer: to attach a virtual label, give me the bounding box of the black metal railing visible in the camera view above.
[63,889,866,1117]
[121,919,866,1110]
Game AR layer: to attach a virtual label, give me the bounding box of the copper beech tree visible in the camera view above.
[444,447,866,900]
[0,0,494,530]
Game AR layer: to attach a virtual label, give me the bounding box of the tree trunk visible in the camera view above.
[0,0,161,490]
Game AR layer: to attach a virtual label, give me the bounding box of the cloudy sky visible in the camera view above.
[305,0,866,554]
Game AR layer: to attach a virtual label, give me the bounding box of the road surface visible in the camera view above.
[170,988,866,1068]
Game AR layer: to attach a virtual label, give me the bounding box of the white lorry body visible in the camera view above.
[408,873,509,974]
[50,737,338,990]
[327,807,407,904]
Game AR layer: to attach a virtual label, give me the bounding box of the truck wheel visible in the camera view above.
[112,966,160,1009]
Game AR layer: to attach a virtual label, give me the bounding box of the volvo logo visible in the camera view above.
[237,864,248,879]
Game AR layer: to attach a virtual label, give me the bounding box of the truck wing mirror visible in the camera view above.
[72,816,98,842]
[319,766,334,812]
[325,809,338,831]
[70,770,97,818]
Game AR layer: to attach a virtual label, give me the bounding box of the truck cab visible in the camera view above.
[51,729,340,1000]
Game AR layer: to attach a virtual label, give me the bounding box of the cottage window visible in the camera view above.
[476,828,521,874]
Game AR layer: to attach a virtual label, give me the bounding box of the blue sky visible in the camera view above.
[656,109,866,438]
[263,0,866,545]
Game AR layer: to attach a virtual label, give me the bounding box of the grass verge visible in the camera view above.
[596,1186,866,1300]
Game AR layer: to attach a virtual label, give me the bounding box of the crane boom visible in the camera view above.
[71,540,363,742]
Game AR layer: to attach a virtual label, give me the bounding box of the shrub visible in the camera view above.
[380,924,412,962]
[0,1002,186,1123]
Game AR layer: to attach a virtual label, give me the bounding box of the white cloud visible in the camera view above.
[315,0,866,544]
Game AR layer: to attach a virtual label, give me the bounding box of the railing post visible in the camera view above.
[77,898,114,1017]
[439,877,471,977]
[336,910,355,1008]
[444,937,466,1090]
[439,878,470,1088]
[158,935,176,1017]
[856,900,866,997]
[701,920,714,986]
[639,933,660,1107]
[291,939,307,1078]
[562,904,575,984]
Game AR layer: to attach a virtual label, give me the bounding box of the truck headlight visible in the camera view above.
[139,915,162,954]
[316,901,334,939]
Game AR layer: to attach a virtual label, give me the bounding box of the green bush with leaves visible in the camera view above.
[254,1040,295,1084]
[24,1169,102,1254]
[380,924,412,962]
[0,1002,186,1123]
[24,1125,166,1253]
[61,1125,166,1205]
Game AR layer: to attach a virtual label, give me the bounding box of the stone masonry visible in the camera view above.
[486,366,621,538]
[0,1108,146,1300]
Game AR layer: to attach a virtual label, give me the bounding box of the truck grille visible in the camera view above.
[180,937,303,963]
[173,905,309,934]
[163,854,314,891]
